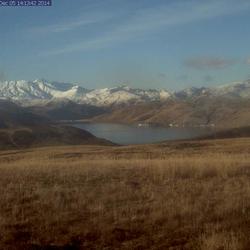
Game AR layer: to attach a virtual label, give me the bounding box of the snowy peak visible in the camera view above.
[0,80,52,100]
[173,80,250,100]
[83,85,171,106]
[211,80,250,98]
[93,85,171,105]
[0,79,89,101]
[174,87,210,99]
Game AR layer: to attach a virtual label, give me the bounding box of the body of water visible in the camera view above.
[73,123,212,145]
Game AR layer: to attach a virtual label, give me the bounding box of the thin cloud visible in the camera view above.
[28,0,123,35]
[42,0,250,56]
[246,58,250,65]
[184,57,237,70]
[29,12,114,34]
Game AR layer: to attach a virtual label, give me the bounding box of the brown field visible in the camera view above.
[0,138,250,249]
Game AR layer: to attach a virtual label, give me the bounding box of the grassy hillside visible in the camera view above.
[92,98,250,129]
[0,138,249,249]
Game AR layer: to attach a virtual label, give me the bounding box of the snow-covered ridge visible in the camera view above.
[173,80,250,99]
[210,80,250,98]
[0,79,250,106]
[0,79,171,106]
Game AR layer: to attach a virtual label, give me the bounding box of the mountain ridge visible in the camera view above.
[1,79,250,106]
[0,79,171,106]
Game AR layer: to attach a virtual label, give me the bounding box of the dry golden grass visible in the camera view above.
[0,138,250,249]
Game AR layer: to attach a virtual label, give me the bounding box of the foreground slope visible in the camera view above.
[0,138,249,249]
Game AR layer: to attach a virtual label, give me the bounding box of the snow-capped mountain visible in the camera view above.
[210,80,250,98]
[0,79,250,106]
[0,79,89,100]
[173,79,250,100]
[82,86,171,106]
[0,80,171,106]
[174,87,209,99]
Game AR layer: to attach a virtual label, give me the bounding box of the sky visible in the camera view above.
[0,0,250,90]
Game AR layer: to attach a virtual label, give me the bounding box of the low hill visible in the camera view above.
[0,100,114,149]
[0,125,114,150]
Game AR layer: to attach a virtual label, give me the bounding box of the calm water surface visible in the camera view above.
[73,123,212,145]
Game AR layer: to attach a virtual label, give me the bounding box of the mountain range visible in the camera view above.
[0,79,250,131]
[0,79,170,106]
[1,79,250,106]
